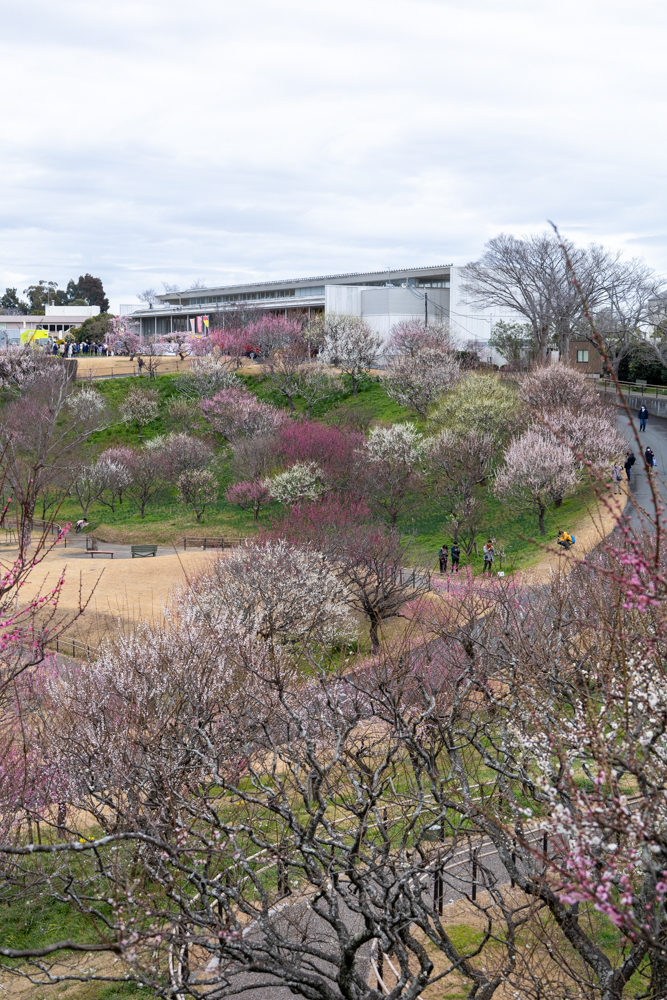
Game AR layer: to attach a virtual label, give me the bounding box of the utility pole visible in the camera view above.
[425,293,428,327]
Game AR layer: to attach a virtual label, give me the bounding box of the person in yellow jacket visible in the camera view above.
[557,530,573,550]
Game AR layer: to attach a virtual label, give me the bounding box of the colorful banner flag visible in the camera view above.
[189,319,195,333]
[196,316,203,334]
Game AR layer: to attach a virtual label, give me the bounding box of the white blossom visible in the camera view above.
[265,462,326,505]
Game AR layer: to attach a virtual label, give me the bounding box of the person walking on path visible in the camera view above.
[645,446,656,473]
[75,519,88,534]
[482,539,495,574]
[625,450,636,482]
[438,544,448,574]
[611,462,623,494]
[450,543,460,573]
[639,405,649,432]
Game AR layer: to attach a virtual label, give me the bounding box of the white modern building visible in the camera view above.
[0,305,101,344]
[124,264,519,363]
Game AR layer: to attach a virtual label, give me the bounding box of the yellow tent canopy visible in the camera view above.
[20,329,50,345]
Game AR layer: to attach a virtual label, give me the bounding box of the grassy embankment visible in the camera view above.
[53,371,604,572]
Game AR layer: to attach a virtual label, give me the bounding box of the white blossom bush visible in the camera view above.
[175,357,242,399]
[66,387,107,421]
[494,428,577,535]
[119,386,160,435]
[385,347,461,418]
[320,313,382,396]
[265,462,326,505]
[176,468,218,522]
[193,539,356,645]
[363,423,427,467]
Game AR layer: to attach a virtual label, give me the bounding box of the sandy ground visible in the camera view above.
[8,546,218,648]
[74,356,266,380]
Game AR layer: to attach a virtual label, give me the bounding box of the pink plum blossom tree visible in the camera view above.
[224,479,271,521]
[200,387,287,440]
[494,428,577,535]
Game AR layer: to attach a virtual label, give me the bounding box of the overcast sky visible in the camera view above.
[1,0,666,309]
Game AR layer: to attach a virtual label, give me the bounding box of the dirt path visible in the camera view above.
[520,482,627,585]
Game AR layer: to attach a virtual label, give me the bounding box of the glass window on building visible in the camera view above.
[416,278,450,288]
[577,349,589,363]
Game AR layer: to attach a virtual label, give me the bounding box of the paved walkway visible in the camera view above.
[619,408,667,526]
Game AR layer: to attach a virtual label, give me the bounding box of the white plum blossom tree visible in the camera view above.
[149,432,214,478]
[176,468,218,522]
[192,539,356,645]
[0,346,59,393]
[320,313,382,397]
[384,347,461,418]
[119,386,160,438]
[199,388,287,441]
[360,423,427,525]
[265,462,326,505]
[494,428,577,535]
[66,387,107,421]
[175,357,242,399]
[518,363,625,475]
[518,361,599,413]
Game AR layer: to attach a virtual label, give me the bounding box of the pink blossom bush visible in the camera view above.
[225,479,271,521]
[199,387,287,440]
[277,419,363,488]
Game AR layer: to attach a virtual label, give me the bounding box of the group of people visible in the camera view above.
[438,543,461,574]
[609,405,659,487]
[438,539,498,575]
[435,405,658,577]
[51,340,110,357]
[617,445,657,485]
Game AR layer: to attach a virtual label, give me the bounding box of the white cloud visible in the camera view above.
[1,0,667,307]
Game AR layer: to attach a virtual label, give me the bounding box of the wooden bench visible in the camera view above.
[131,544,157,558]
[89,550,114,559]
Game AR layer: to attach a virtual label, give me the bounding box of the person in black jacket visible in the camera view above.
[638,405,649,432]
[450,543,460,573]
[624,450,636,481]
[438,545,448,574]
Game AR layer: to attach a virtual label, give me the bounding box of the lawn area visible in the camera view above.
[55,370,614,568]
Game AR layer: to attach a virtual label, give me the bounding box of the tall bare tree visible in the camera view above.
[462,232,661,365]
